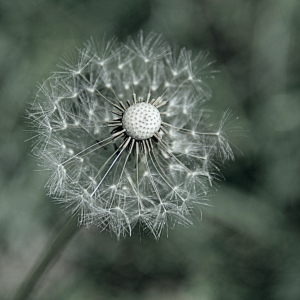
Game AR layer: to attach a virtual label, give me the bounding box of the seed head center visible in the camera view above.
[122,102,161,140]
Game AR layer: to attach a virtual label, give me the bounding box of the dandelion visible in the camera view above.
[28,31,236,239]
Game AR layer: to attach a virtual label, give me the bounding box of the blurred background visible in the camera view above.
[1,0,300,299]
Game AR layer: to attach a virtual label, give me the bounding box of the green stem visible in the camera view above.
[14,216,80,300]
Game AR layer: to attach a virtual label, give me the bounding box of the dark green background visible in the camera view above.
[1,0,300,299]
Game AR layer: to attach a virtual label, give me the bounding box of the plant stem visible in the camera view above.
[14,216,80,300]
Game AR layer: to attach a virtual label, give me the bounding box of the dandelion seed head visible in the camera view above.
[28,31,238,239]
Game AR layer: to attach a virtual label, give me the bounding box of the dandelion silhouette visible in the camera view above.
[29,31,236,239]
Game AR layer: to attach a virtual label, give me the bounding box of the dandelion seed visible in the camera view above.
[28,31,237,239]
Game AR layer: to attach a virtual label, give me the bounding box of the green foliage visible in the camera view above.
[1,0,300,299]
